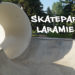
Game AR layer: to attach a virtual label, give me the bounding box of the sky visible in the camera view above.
[40,0,59,11]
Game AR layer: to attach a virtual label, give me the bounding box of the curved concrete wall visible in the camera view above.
[17,37,73,63]
[0,2,32,59]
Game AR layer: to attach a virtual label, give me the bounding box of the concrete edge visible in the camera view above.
[32,37,73,41]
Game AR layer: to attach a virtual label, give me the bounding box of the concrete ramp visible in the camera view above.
[0,49,31,75]
[13,37,75,75]
[15,37,73,63]
[1,37,75,75]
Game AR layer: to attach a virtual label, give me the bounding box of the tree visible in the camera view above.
[60,0,75,38]
[46,7,53,27]
[52,2,63,16]
[60,0,74,3]
[47,7,53,16]
[19,0,44,17]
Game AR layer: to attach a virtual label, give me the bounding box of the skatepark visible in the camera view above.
[0,37,75,75]
[0,2,75,75]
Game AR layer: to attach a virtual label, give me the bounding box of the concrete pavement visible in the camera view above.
[0,37,75,75]
[13,37,75,75]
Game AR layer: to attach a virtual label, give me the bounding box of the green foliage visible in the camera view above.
[19,0,43,16]
[19,0,44,30]
[47,7,53,16]
[60,0,73,3]
[52,2,63,16]
[46,7,53,27]
[47,32,73,38]
[60,0,75,38]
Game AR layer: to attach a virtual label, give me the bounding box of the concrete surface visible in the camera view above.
[13,37,75,75]
[0,50,31,75]
[1,37,75,75]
